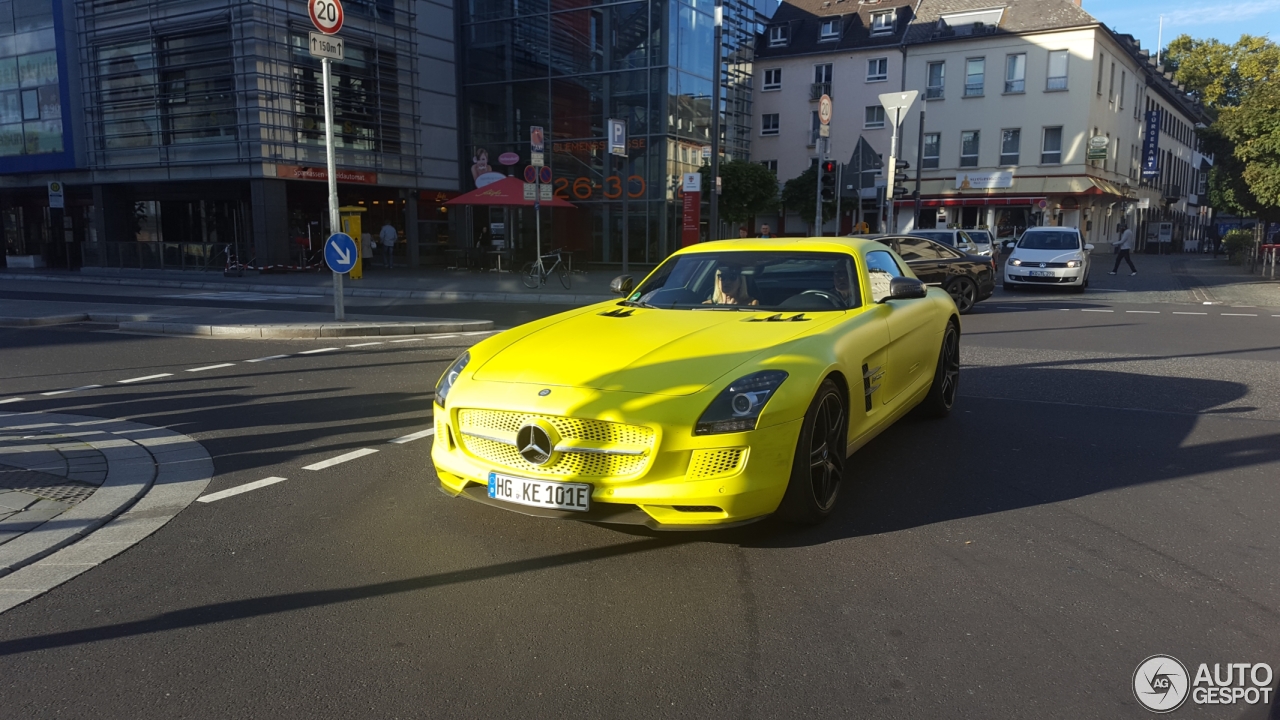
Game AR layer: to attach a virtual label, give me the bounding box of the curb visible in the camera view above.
[0,413,213,613]
[0,271,612,306]
[0,312,177,328]
[0,310,493,338]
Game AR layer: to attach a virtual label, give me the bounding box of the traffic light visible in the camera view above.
[892,160,910,198]
[820,161,837,201]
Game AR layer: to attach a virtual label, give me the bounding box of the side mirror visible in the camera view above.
[1084,243,1095,251]
[610,275,634,295]
[881,276,927,302]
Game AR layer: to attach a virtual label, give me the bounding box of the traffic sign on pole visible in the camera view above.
[308,32,344,60]
[818,94,833,125]
[309,0,344,34]
[324,233,358,274]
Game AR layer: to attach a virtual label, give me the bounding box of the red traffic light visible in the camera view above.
[821,161,837,174]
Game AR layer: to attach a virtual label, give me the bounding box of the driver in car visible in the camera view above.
[706,264,758,306]
[831,267,854,307]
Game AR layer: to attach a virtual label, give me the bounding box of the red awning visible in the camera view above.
[895,196,1048,208]
[444,177,577,208]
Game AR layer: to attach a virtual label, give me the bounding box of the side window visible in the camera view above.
[865,250,903,303]
[896,238,940,261]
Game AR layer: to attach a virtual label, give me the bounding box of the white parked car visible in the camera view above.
[909,229,982,255]
[1003,227,1093,293]
[963,229,998,260]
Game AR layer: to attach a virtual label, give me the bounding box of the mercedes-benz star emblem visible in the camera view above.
[517,423,554,465]
[1040,262,1047,268]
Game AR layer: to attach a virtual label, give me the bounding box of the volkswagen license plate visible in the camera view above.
[1029,270,1054,277]
[488,472,591,512]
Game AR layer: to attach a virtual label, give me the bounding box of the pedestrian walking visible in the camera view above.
[379,221,397,269]
[1110,223,1137,275]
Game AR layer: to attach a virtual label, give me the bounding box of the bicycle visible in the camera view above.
[521,248,571,289]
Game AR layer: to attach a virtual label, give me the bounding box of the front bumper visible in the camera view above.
[430,388,805,529]
[1004,267,1084,285]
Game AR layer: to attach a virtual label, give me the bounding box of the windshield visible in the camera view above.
[966,230,993,244]
[1016,230,1081,250]
[629,251,861,311]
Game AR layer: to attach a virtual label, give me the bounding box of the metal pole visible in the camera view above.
[621,142,630,272]
[708,0,723,241]
[887,108,901,234]
[835,161,843,236]
[855,144,862,232]
[814,138,824,236]
[913,106,925,230]
[323,57,344,321]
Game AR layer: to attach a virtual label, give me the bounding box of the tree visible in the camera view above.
[698,159,779,224]
[1218,80,1280,211]
[780,166,835,228]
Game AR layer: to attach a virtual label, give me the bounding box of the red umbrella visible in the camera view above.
[445,177,576,208]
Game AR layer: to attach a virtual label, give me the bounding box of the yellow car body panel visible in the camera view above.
[431,237,959,529]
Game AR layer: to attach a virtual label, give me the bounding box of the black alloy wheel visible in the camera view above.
[946,277,978,313]
[777,378,847,524]
[918,321,960,418]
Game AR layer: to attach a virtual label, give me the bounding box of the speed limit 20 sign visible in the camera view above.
[309,0,344,34]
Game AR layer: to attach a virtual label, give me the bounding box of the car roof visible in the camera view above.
[1023,226,1079,233]
[670,237,880,256]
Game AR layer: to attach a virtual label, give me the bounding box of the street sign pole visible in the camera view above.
[879,90,918,235]
[322,57,343,321]
[913,106,926,230]
[814,139,823,236]
[815,94,832,236]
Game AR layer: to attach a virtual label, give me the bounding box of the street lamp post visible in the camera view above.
[708,0,723,240]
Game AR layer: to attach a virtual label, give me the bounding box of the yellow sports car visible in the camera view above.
[431,237,960,529]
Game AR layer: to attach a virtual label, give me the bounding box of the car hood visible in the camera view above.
[472,307,838,396]
[1010,248,1083,263]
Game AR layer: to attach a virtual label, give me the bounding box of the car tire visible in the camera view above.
[776,378,847,525]
[917,320,960,419]
[946,277,978,314]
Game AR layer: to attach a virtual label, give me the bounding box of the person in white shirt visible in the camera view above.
[379,222,397,269]
[1111,224,1137,275]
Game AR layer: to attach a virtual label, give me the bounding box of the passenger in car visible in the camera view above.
[706,265,758,306]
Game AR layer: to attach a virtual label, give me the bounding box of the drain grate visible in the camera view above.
[0,464,97,505]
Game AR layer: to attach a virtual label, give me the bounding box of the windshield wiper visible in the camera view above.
[617,300,657,309]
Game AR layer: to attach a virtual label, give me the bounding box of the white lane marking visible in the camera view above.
[346,342,383,347]
[390,338,423,343]
[1125,310,1160,314]
[0,398,24,405]
[246,355,289,363]
[389,428,435,444]
[461,331,495,335]
[1173,312,1207,316]
[197,477,287,503]
[432,334,458,339]
[117,373,173,384]
[1081,309,1114,313]
[41,385,103,396]
[995,306,1023,310]
[298,347,339,355]
[186,363,235,372]
[1221,313,1257,317]
[302,448,378,471]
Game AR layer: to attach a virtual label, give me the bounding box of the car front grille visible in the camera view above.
[1015,261,1071,268]
[1008,274,1074,283]
[456,409,654,478]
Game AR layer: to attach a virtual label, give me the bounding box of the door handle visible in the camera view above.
[935,263,948,268]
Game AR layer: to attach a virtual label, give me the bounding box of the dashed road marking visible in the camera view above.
[187,363,236,372]
[117,373,173,384]
[1221,313,1258,317]
[432,335,458,339]
[1173,312,1207,315]
[389,428,435,444]
[1081,309,1114,313]
[246,355,289,363]
[346,342,383,347]
[0,398,24,405]
[197,477,287,503]
[298,347,339,354]
[41,385,103,396]
[461,331,495,336]
[1126,310,1160,314]
[389,338,424,343]
[302,448,378,471]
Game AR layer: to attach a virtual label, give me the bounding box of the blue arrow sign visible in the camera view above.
[324,232,357,274]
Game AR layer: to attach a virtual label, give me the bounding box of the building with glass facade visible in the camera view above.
[1,0,458,271]
[459,0,774,266]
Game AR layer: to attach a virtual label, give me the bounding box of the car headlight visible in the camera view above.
[1009,258,1022,266]
[695,370,788,435]
[1066,259,1081,268]
[435,351,470,406]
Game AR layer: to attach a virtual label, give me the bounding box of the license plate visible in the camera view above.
[487,472,591,512]
[1029,270,1054,277]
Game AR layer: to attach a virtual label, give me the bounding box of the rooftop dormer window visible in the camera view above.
[768,25,789,47]
[819,19,840,41]
[870,10,895,35]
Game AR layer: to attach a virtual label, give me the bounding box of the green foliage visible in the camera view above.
[1222,229,1254,261]
[1167,33,1280,218]
[699,160,779,224]
[779,166,835,226]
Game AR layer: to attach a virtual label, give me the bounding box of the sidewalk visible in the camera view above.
[1081,249,1280,307]
[0,298,494,338]
[0,264,619,306]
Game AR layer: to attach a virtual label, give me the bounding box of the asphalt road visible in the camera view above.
[0,287,1277,719]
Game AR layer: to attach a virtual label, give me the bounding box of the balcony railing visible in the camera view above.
[810,82,831,100]
[1046,76,1067,91]
[926,86,943,100]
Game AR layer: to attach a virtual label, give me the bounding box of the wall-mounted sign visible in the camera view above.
[47,181,64,208]
[1141,110,1161,178]
[276,164,377,184]
[956,172,1013,190]
[1087,135,1109,161]
[608,118,627,157]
